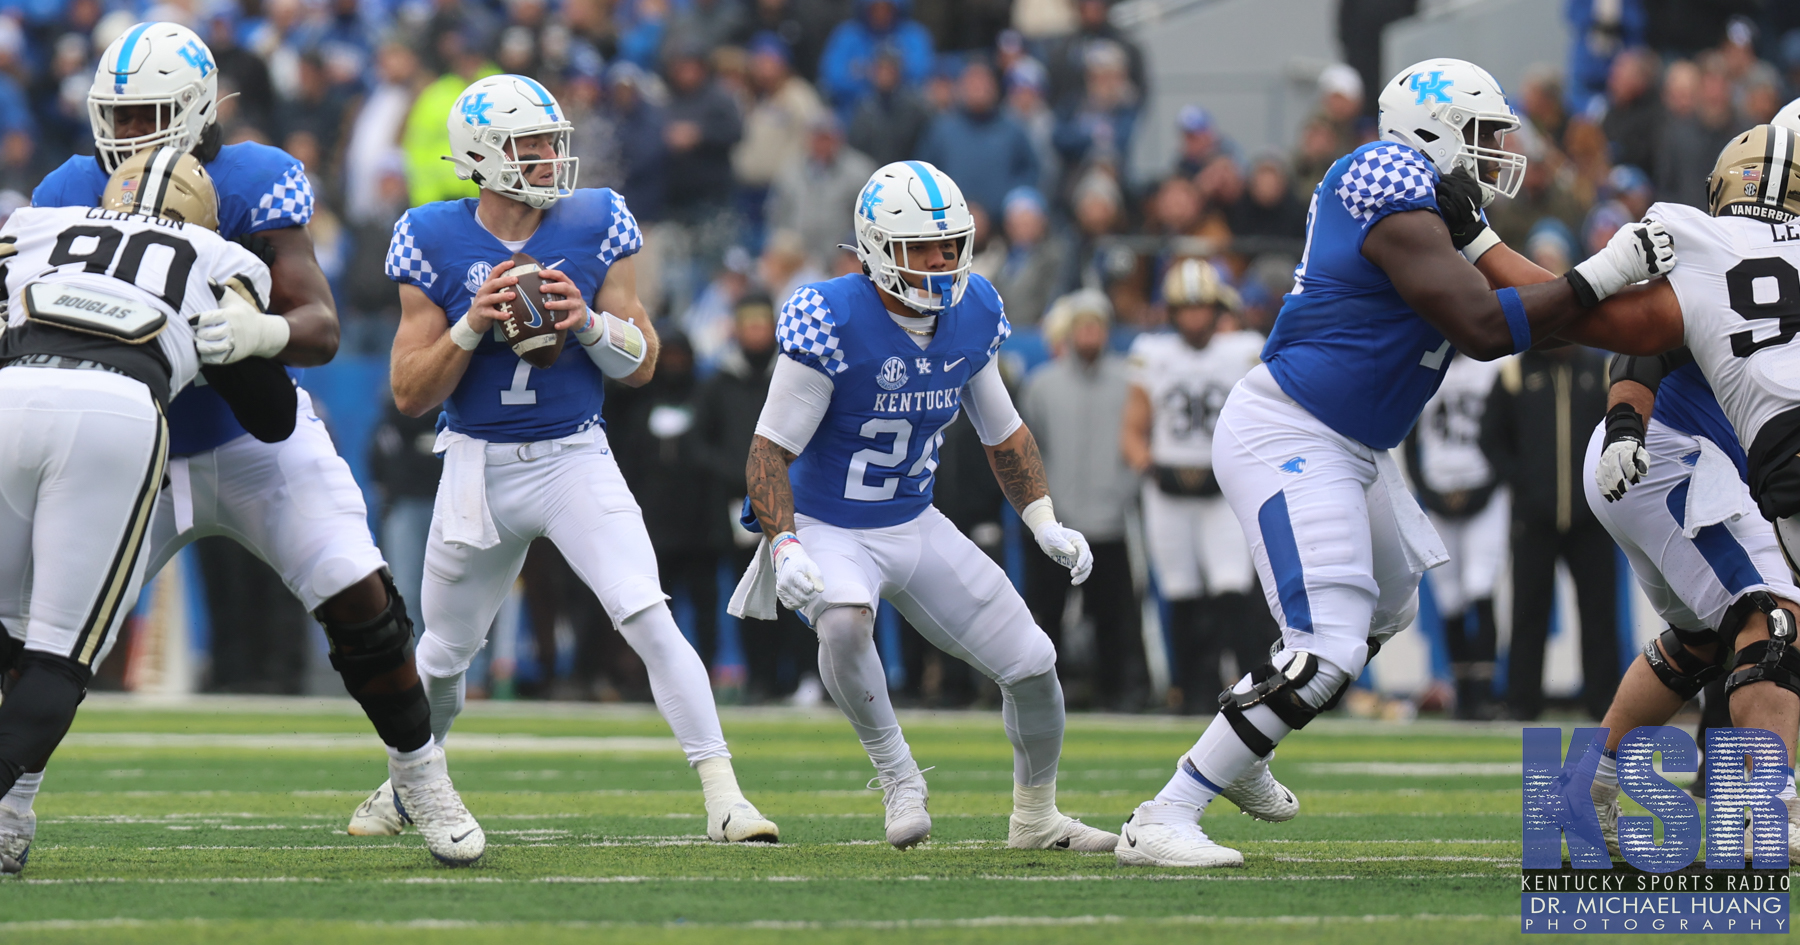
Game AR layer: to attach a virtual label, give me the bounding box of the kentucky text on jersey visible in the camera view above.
[32,142,314,455]
[385,188,642,444]
[779,273,1010,530]
[1262,140,1450,449]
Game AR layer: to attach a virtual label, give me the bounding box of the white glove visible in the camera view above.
[1020,497,1093,585]
[1570,220,1676,305]
[1595,437,1650,502]
[193,286,291,365]
[771,532,824,611]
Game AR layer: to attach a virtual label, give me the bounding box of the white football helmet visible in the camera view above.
[447,74,578,210]
[88,22,220,172]
[1775,97,1800,135]
[1378,58,1525,205]
[852,161,975,312]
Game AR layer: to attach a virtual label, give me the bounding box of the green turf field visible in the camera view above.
[0,696,1732,944]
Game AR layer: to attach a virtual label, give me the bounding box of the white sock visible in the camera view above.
[618,603,730,762]
[422,670,463,747]
[1,771,42,816]
[815,606,915,775]
[387,741,436,767]
[1594,752,1618,792]
[389,743,446,787]
[1014,781,1057,821]
[695,756,745,809]
[1000,671,1065,787]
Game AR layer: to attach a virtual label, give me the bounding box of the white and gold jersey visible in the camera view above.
[1649,201,1800,454]
[1126,329,1264,468]
[1412,354,1502,494]
[1,205,270,394]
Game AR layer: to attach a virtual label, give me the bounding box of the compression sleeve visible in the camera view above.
[1608,346,1694,394]
[754,354,836,455]
[961,358,1023,446]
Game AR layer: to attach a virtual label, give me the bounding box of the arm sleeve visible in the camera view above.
[1607,346,1693,394]
[754,354,836,455]
[961,357,1023,447]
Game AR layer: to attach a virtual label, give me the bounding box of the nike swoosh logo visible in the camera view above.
[722,813,732,832]
[1055,837,1071,849]
[944,358,965,371]
[543,258,566,272]
[451,829,477,843]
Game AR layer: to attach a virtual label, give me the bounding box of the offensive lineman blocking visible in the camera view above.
[367,74,778,850]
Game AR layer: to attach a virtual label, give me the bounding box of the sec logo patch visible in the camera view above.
[876,356,908,391]
[465,261,494,294]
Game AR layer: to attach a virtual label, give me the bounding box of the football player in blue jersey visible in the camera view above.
[5,23,464,867]
[738,160,1118,852]
[372,74,779,850]
[1113,58,1678,868]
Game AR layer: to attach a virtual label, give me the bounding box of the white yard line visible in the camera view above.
[59,733,681,753]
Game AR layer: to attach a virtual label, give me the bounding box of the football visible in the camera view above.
[496,251,566,369]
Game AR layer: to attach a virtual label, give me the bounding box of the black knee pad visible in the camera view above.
[318,570,416,689]
[1217,651,1327,757]
[0,629,21,698]
[0,652,90,786]
[1645,627,1725,700]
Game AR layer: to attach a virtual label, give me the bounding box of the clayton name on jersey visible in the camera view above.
[384,188,642,443]
[778,272,1010,529]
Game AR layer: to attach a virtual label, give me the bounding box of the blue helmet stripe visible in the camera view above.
[515,74,560,121]
[114,22,152,94]
[904,160,947,221]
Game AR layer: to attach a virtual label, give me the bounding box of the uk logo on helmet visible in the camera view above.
[1409,71,1453,105]
[177,40,214,77]
[858,181,884,221]
[460,93,495,125]
[876,356,908,391]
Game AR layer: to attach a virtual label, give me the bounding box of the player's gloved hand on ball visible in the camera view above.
[1020,497,1093,585]
[1568,219,1676,306]
[1596,402,1650,502]
[1433,168,1500,262]
[771,532,824,611]
[193,286,291,365]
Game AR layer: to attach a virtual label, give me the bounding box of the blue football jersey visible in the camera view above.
[32,143,314,456]
[780,273,1011,529]
[1262,141,1451,450]
[385,189,642,444]
[1654,361,1748,483]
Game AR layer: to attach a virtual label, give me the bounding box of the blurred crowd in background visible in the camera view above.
[24,0,1799,717]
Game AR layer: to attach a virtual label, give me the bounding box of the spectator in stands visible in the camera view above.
[1290,115,1340,202]
[848,44,932,167]
[1067,168,1125,295]
[1173,104,1229,178]
[915,56,1037,221]
[1480,348,1619,722]
[1041,0,1147,112]
[370,397,444,631]
[1005,58,1060,197]
[1228,153,1307,242]
[818,0,935,116]
[206,7,276,140]
[665,0,749,61]
[985,186,1067,329]
[1052,40,1138,173]
[606,62,670,224]
[1643,0,1732,57]
[1192,155,1244,241]
[1312,63,1363,158]
[1565,0,1646,112]
[1020,290,1145,710]
[1652,58,1714,209]
[283,52,348,169]
[1606,164,1653,220]
[342,41,424,226]
[1738,64,1782,125]
[662,44,745,224]
[766,113,876,270]
[1525,219,1575,273]
[1486,139,1586,249]
[691,295,818,703]
[732,0,840,82]
[341,155,410,354]
[1600,47,1661,174]
[1518,63,1568,145]
[758,228,825,306]
[404,30,496,205]
[564,52,623,191]
[733,33,826,240]
[923,52,961,112]
[29,33,90,166]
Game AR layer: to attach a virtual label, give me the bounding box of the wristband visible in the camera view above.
[1020,496,1056,536]
[449,314,482,351]
[1459,227,1501,264]
[573,307,603,345]
[771,531,802,561]
[1496,286,1531,355]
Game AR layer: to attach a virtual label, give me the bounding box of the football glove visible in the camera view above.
[1434,168,1500,261]
[1596,402,1650,502]
[1568,220,1676,306]
[193,283,290,365]
[1020,497,1093,585]
[772,532,824,611]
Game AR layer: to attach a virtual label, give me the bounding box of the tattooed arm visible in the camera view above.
[746,434,799,538]
[983,423,1051,511]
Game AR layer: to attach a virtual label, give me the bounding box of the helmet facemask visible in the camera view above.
[468,124,578,210]
[864,228,973,312]
[89,90,213,173]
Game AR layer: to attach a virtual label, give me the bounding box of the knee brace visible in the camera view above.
[1644,627,1724,700]
[316,571,430,750]
[1217,651,1338,757]
[1723,592,1800,700]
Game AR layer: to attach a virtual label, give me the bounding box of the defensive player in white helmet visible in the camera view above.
[367,74,779,849]
[1402,351,1507,719]
[1551,125,1800,861]
[14,22,465,867]
[0,148,294,872]
[734,160,1116,852]
[1121,259,1267,710]
[1114,58,1674,868]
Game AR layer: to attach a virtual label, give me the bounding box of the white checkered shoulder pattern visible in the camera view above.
[777,286,846,376]
[597,194,644,266]
[1334,143,1437,225]
[385,211,437,289]
[987,301,1013,357]
[251,162,315,228]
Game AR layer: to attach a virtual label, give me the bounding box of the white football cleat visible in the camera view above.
[391,749,485,866]
[1220,755,1299,823]
[1592,779,1620,858]
[1116,801,1244,868]
[869,765,932,849]
[0,805,31,873]
[1786,795,1800,860]
[347,779,406,836]
[1008,810,1119,851]
[707,796,780,843]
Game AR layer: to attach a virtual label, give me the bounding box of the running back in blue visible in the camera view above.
[1262,141,1452,450]
[779,273,1011,529]
[32,143,313,455]
[385,189,642,444]
[1655,361,1749,482]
